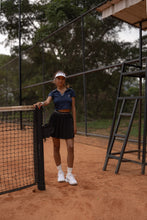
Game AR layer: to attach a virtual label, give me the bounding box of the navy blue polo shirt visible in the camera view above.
[48,88,76,111]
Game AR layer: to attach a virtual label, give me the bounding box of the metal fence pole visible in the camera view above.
[42,45,46,124]
[35,107,45,190]
[19,0,22,106]
[142,58,147,174]
[138,22,143,159]
[81,16,87,136]
[19,0,22,129]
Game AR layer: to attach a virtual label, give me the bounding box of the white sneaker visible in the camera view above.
[65,173,77,185]
[58,170,65,182]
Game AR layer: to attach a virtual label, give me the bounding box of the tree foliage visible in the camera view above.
[0,0,141,119]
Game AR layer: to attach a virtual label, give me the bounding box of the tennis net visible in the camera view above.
[0,106,45,195]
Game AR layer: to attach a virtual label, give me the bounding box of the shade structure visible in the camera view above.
[97,0,147,30]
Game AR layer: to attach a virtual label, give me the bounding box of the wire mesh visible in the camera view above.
[0,106,37,195]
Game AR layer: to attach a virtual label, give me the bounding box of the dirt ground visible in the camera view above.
[0,135,147,220]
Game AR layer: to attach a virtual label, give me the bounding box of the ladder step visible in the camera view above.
[108,154,120,160]
[114,134,126,138]
[118,96,144,100]
[125,63,141,68]
[122,69,145,77]
[120,113,132,117]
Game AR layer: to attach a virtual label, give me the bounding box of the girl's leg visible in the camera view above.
[52,137,65,182]
[65,138,74,168]
[65,138,77,185]
[52,137,61,166]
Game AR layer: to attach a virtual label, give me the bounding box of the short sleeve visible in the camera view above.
[70,88,76,97]
[48,90,54,97]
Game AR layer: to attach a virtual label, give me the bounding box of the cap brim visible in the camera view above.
[55,72,66,78]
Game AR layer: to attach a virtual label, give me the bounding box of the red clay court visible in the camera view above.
[0,135,147,220]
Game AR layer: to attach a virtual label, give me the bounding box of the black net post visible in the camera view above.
[35,107,45,190]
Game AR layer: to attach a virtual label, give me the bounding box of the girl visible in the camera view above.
[34,71,77,185]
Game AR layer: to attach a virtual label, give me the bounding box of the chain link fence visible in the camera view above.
[0,3,145,138]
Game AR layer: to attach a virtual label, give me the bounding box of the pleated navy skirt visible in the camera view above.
[42,111,74,139]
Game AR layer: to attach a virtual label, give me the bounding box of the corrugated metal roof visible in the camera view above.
[97,0,147,30]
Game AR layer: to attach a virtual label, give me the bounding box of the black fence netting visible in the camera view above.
[0,1,146,139]
[0,106,45,195]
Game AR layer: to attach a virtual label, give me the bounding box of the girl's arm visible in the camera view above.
[72,97,77,134]
[33,96,52,108]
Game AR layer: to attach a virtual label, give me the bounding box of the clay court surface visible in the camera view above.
[0,135,147,220]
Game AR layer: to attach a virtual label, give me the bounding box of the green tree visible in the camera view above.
[0,0,140,117]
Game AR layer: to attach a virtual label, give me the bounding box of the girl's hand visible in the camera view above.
[33,102,43,109]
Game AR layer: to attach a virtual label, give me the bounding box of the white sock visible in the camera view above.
[67,167,73,174]
[57,164,62,171]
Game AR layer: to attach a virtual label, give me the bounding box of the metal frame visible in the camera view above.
[103,58,147,174]
[35,107,46,190]
[0,106,45,195]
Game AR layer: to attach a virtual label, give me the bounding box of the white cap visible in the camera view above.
[55,72,66,79]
